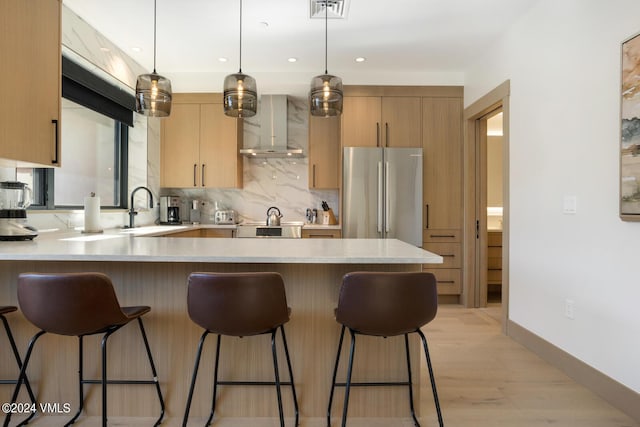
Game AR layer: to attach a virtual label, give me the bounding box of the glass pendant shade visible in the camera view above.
[223,72,257,118]
[310,73,343,117]
[136,72,172,117]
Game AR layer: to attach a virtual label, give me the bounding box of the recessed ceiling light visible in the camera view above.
[218,57,228,63]
[260,21,269,28]
[131,47,142,52]
[288,57,298,63]
[355,57,366,63]
[100,47,110,52]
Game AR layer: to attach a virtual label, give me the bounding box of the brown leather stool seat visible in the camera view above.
[0,306,37,425]
[327,271,444,427]
[4,273,165,427]
[182,272,299,427]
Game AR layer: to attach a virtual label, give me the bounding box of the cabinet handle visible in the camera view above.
[202,164,205,187]
[442,254,455,258]
[385,122,389,147]
[312,164,316,187]
[438,280,455,284]
[430,234,456,238]
[376,122,380,147]
[425,204,429,229]
[51,119,59,164]
[193,164,197,187]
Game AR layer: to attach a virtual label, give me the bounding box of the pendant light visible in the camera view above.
[135,0,172,117]
[223,0,257,118]
[309,0,343,117]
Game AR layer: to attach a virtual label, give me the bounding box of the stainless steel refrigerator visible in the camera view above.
[342,147,423,246]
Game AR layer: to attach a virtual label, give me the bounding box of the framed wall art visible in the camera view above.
[621,32,640,220]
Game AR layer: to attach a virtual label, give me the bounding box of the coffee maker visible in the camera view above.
[0,181,38,240]
[160,196,181,224]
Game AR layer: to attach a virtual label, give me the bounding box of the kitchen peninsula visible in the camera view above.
[0,228,442,423]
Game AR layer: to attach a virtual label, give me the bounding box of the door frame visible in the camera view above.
[462,80,510,332]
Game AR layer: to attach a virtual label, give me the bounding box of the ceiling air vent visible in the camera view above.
[310,0,349,19]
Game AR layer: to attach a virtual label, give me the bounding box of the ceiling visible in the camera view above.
[63,0,537,89]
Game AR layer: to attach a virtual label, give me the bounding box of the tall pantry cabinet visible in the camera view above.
[0,0,61,167]
[421,96,463,301]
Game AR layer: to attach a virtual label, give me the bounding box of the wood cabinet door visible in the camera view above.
[0,0,61,166]
[341,97,381,147]
[422,97,463,230]
[309,115,340,189]
[199,103,243,188]
[381,97,422,147]
[161,103,200,187]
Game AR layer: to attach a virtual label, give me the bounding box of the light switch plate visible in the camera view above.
[563,195,577,214]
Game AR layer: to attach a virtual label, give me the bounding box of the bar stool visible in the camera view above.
[1,306,37,425]
[327,271,444,427]
[182,272,299,427]
[4,272,165,427]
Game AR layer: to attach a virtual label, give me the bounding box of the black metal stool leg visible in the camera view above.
[279,326,299,426]
[327,324,346,427]
[205,334,222,426]
[340,329,356,427]
[100,327,119,427]
[405,333,420,427]
[417,329,443,427]
[271,329,285,427]
[136,318,165,426]
[1,314,38,426]
[3,330,46,427]
[182,330,209,427]
[65,336,85,426]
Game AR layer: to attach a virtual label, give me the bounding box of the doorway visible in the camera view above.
[463,81,510,331]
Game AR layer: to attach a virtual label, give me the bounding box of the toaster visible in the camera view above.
[214,209,238,224]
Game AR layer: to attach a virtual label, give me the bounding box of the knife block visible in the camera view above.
[321,209,338,225]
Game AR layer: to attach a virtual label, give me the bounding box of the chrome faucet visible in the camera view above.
[128,186,154,228]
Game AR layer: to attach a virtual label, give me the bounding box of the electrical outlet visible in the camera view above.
[564,299,575,320]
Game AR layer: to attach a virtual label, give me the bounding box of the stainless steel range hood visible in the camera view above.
[239,95,304,158]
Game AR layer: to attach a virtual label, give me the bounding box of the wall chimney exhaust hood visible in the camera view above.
[239,95,304,158]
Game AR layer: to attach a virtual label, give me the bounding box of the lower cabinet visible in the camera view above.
[160,228,234,238]
[487,231,503,299]
[302,228,342,238]
[423,228,462,300]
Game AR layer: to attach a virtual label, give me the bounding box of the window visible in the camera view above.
[22,56,134,209]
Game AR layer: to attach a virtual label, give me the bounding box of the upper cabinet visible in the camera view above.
[0,0,61,167]
[308,115,340,189]
[422,97,463,231]
[161,93,243,188]
[342,94,421,148]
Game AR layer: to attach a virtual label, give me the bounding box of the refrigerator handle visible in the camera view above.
[377,161,383,233]
[385,161,390,233]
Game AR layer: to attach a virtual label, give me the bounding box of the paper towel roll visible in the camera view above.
[83,193,102,233]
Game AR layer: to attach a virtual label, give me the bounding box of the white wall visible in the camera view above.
[465,0,640,392]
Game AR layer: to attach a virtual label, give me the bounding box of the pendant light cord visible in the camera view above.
[153,0,157,73]
[324,0,328,74]
[239,0,243,73]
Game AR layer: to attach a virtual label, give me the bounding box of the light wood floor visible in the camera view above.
[6,305,638,426]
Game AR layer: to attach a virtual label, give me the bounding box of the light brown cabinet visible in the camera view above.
[157,228,234,238]
[341,96,421,148]
[421,96,463,298]
[302,228,341,238]
[422,97,463,231]
[308,115,340,189]
[487,230,503,295]
[0,0,61,167]
[161,93,243,188]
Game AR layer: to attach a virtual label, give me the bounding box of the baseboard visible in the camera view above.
[508,320,640,422]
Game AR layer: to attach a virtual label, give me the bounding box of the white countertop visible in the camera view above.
[0,226,442,264]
